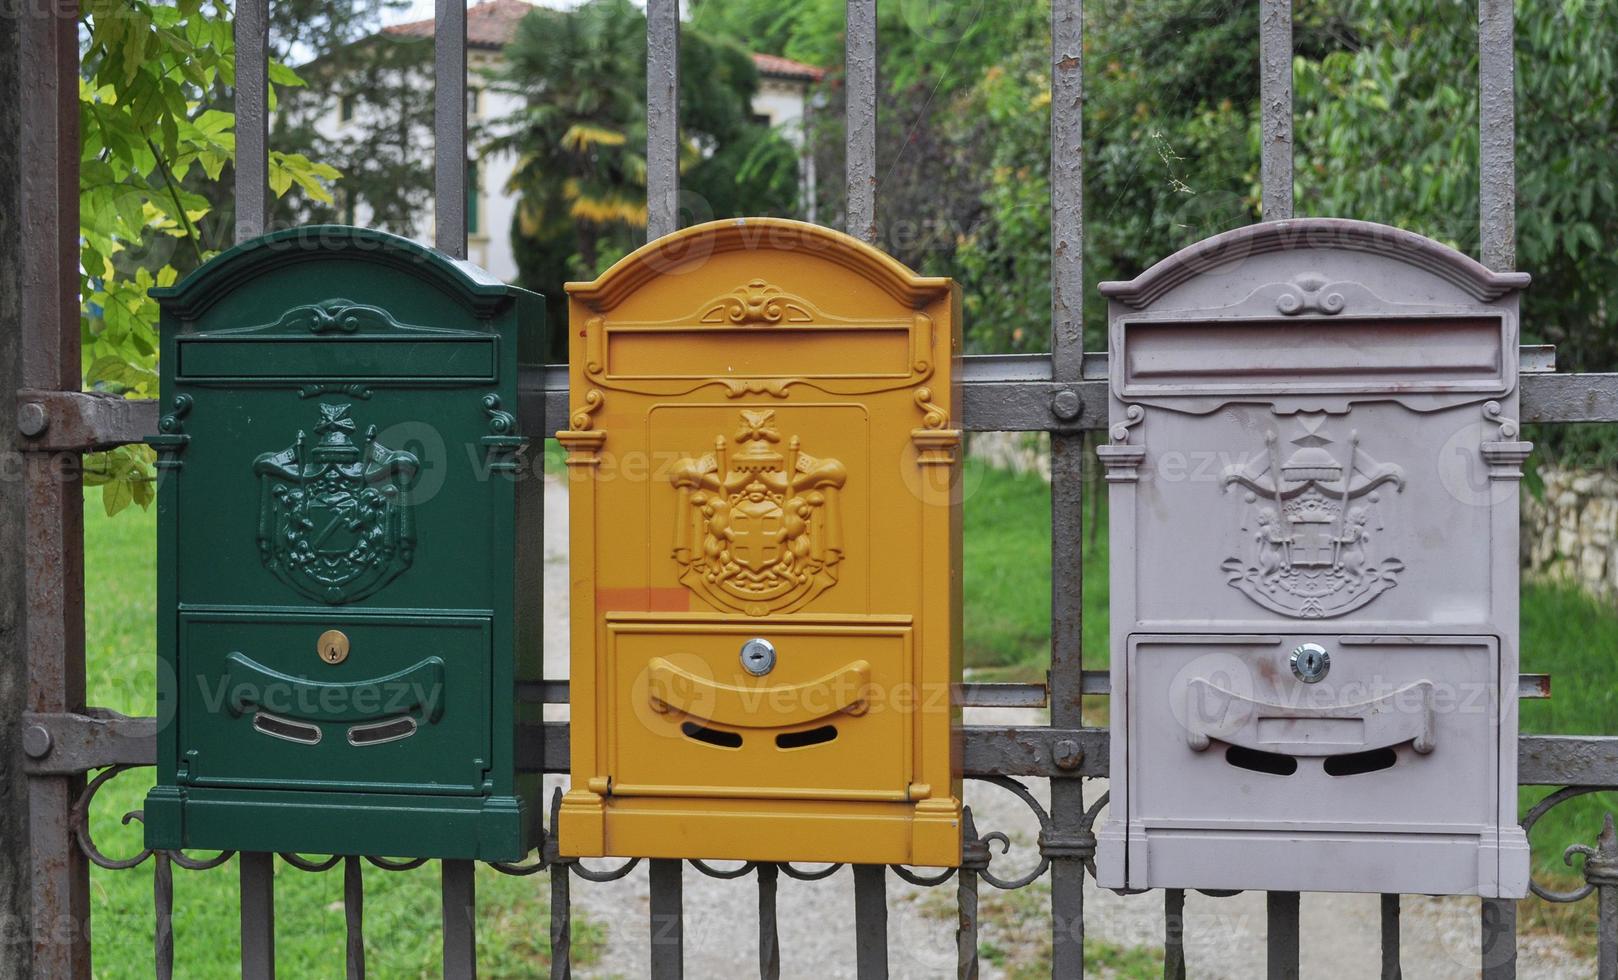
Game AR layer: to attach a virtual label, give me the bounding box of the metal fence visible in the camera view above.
[5,0,1618,977]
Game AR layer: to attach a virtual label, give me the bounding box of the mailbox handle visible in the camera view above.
[1183,677,1435,757]
[646,657,872,729]
[223,652,447,724]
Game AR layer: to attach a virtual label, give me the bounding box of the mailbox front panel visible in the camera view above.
[558,219,963,866]
[145,227,544,860]
[1094,220,1533,897]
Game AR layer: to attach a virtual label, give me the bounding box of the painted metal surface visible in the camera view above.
[557,218,963,865]
[1096,218,1533,897]
[143,226,545,860]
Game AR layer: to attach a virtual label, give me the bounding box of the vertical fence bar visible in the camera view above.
[0,20,26,977]
[1048,0,1088,977]
[549,860,571,980]
[234,0,270,239]
[1257,0,1293,220]
[1163,889,1186,980]
[757,864,780,980]
[441,859,477,980]
[843,0,877,244]
[1379,894,1401,980]
[1266,892,1300,980]
[344,856,365,980]
[1477,0,1516,272]
[1481,897,1516,980]
[853,864,888,979]
[433,0,468,259]
[649,859,683,980]
[957,809,984,980]
[154,853,174,980]
[17,6,89,978]
[239,852,276,980]
[1257,7,1300,974]
[1478,2,1518,975]
[645,0,680,240]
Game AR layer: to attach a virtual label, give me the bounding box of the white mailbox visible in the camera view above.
[1093,219,1532,897]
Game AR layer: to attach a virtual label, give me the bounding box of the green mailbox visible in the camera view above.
[144,226,544,860]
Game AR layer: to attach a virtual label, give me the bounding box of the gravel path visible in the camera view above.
[538,475,1590,978]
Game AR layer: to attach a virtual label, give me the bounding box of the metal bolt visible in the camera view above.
[1050,389,1083,422]
[17,402,47,437]
[22,724,52,759]
[1052,737,1083,771]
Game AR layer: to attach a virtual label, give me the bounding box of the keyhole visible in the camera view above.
[318,629,350,666]
[1290,643,1329,683]
[740,638,775,676]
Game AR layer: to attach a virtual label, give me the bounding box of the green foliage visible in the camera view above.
[490,0,800,347]
[1295,0,1618,374]
[79,0,339,515]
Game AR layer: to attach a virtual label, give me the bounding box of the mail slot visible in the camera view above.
[1093,218,1533,897]
[557,218,963,865]
[144,226,545,860]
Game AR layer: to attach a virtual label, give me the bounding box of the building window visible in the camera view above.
[467,88,481,118]
[467,159,480,237]
[338,94,355,124]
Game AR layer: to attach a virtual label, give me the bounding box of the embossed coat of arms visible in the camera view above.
[254,403,419,604]
[669,410,848,616]
[1221,415,1405,618]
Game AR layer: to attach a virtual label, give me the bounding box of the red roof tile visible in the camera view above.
[383,0,535,49]
[381,0,824,82]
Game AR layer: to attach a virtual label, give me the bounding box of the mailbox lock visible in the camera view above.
[740,638,776,676]
[1290,643,1330,684]
[319,629,350,665]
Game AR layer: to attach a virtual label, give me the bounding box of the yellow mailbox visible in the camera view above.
[557,218,963,866]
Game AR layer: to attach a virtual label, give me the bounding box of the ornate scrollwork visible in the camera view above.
[71,764,234,872]
[777,862,844,881]
[570,389,605,432]
[482,393,516,436]
[1110,404,1145,444]
[690,859,757,880]
[1484,399,1520,440]
[913,388,948,430]
[1276,273,1347,316]
[157,393,193,434]
[701,279,815,326]
[1522,786,1618,903]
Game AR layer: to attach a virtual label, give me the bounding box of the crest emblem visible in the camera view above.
[670,410,848,616]
[1220,415,1405,618]
[254,403,419,604]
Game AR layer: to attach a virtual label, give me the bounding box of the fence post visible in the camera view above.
[14,2,90,977]
[1047,1,1089,977]
[645,0,680,240]
[1258,0,1294,220]
[844,0,877,244]
[0,13,33,979]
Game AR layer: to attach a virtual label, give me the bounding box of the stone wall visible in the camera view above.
[1522,467,1618,599]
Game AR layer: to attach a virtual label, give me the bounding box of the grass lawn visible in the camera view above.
[82,499,602,977]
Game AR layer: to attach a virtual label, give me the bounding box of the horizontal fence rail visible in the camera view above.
[15,353,1617,453]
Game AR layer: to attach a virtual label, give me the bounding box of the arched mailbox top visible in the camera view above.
[150,225,522,319]
[565,217,953,313]
[1098,217,1530,310]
